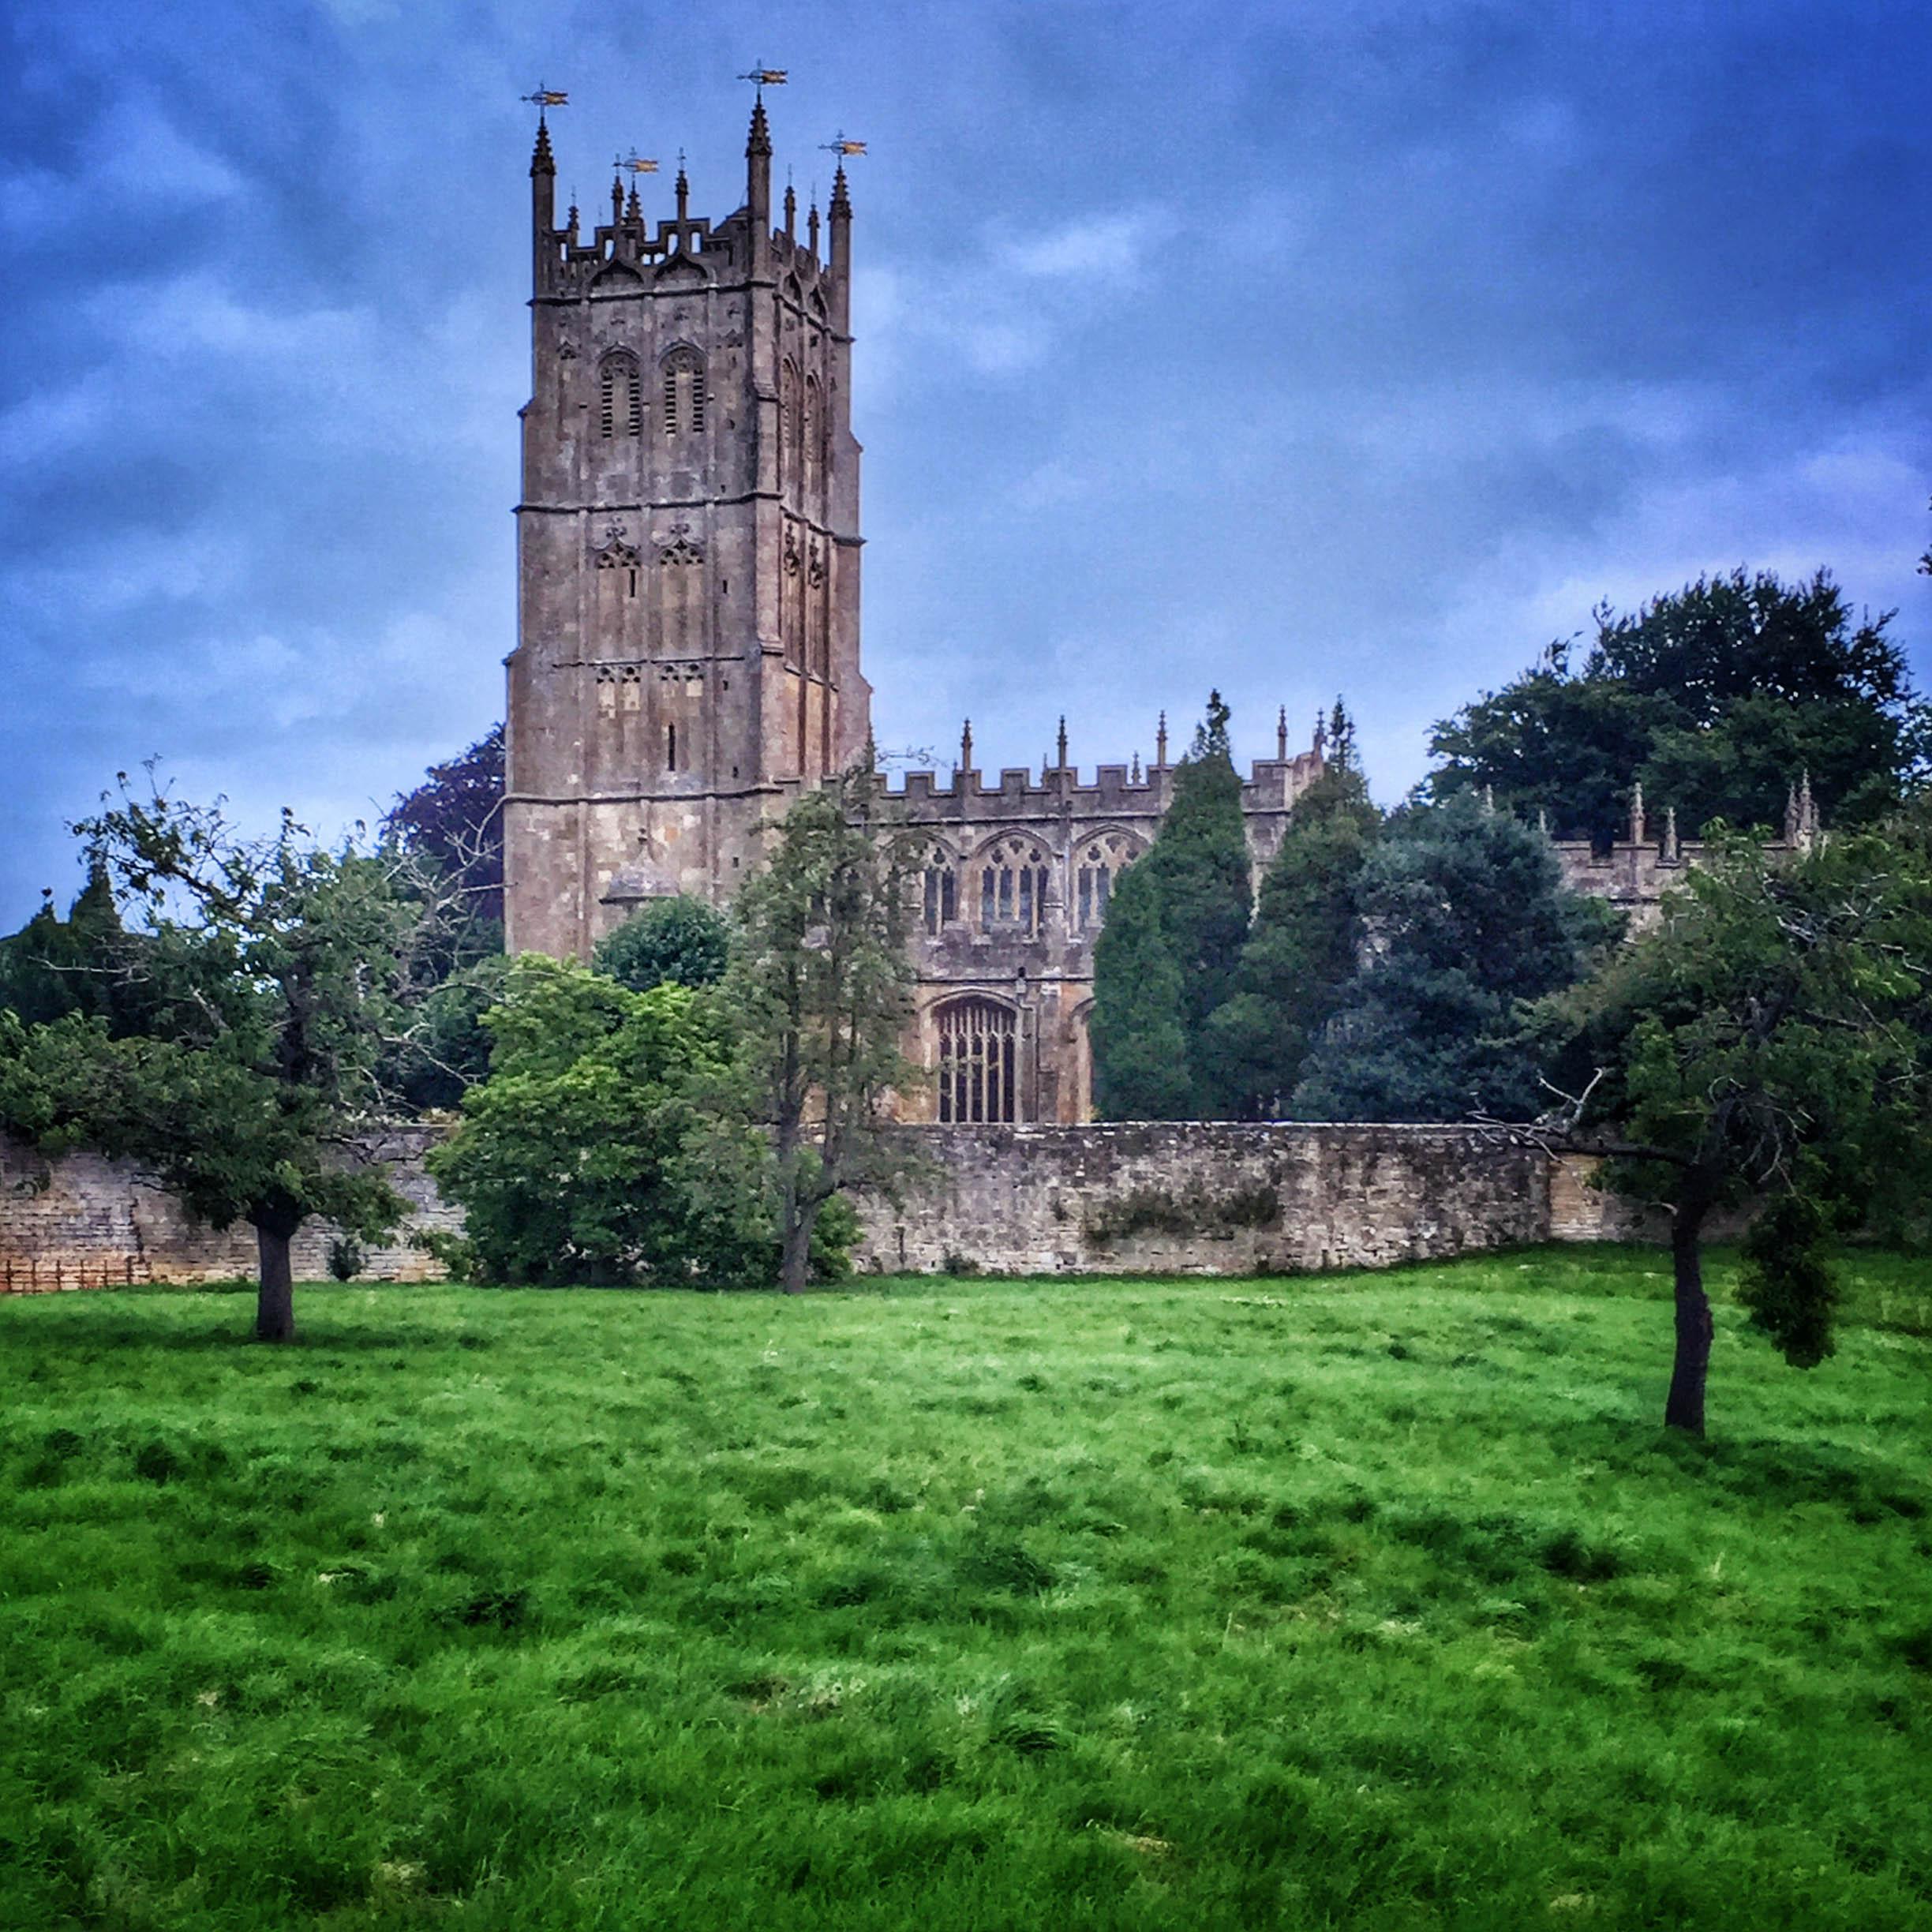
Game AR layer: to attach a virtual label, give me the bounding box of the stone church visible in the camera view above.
[503,103,1327,1123]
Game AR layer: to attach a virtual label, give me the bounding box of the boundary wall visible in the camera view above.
[0,1123,1643,1292]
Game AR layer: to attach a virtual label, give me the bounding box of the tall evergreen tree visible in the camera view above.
[1294,797,1614,1121]
[1089,859,1191,1119]
[1211,698,1380,1116]
[1092,693,1254,1117]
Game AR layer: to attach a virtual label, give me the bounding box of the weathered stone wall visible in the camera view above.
[852,1124,1582,1276]
[0,1129,460,1291]
[1,1124,1654,1294]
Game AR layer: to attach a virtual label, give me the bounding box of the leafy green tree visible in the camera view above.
[1431,571,1928,843]
[0,781,436,1339]
[1211,698,1380,1117]
[1548,828,1932,1433]
[593,895,731,993]
[724,768,918,1294]
[1295,798,1614,1121]
[391,954,513,1114]
[1091,692,1253,1118]
[1089,859,1191,1119]
[427,957,763,1285]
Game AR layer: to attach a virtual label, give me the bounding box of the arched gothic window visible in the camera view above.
[1075,831,1145,932]
[976,837,1054,936]
[937,998,1017,1124]
[661,346,706,435]
[599,352,642,439]
[921,845,959,935]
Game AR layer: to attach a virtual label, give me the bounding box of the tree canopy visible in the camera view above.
[1548,825,1932,1432]
[0,781,440,1338]
[1294,798,1616,1122]
[1091,693,1253,1118]
[1429,571,1927,844]
[593,895,732,994]
[1210,699,1380,1118]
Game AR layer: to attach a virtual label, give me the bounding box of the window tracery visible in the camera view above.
[936,998,1017,1124]
[975,837,1054,935]
[920,844,959,935]
[1075,831,1144,932]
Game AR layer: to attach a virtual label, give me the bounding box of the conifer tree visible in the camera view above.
[1211,698,1380,1116]
[1091,693,1254,1118]
[1294,796,1613,1121]
[1089,859,1191,1118]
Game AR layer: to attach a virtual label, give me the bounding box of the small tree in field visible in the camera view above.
[726,768,918,1294]
[1544,827,1932,1434]
[0,776,442,1341]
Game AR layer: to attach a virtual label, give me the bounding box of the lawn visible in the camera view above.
[2,1246,1929,1930]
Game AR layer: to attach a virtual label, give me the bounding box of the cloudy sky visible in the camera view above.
[2,0,1928,923]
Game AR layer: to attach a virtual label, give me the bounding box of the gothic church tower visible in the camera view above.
[504,103,870,958]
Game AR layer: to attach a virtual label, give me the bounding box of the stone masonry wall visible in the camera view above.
[0,1129,460,1291]
[851,1125,1602,1276]
[1,1124,1639,1292]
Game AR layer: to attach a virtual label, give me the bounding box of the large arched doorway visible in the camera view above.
[936,997,1019,1123]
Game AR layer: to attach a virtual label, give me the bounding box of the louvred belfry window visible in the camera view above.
[600,352,642,438]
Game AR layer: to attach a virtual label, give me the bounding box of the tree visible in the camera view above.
[0,866,151,1033]
[593,895,732,993]
[1294,798,1615,1121]
[725,767,919,1294]
[1210,698,1380,1116]
[1088,859,1191,1119]
[1430,571,1928,844]
[384,724,505,952]
[1091,692,1254,1118]
[426,957,760,1284]
[1538,827,1932,1434]
[0,777,442,1341]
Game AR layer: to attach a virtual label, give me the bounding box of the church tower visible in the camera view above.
[504,103,870,958]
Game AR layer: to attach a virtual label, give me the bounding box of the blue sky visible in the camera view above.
[2,0,1928,923]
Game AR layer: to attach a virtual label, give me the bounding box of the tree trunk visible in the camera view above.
[778,1204,816,1296]
[255,1221,298,1342]
[1664,1193,1714,1434]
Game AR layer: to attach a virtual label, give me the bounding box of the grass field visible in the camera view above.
[2,1246,1930,1930]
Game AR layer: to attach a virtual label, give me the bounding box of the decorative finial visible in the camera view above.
[807,200,821,255]
[610,165,624,223]
[1537,805,1551,838]
[530,113,556,178]
[960,718,974,770]
[1664,805,1679,861]
[1276,705,1288,761]
[1056,716,1069,770]
[1628,780,1646,847]
[1481,783,1496,815]
[675,151,689,224]
[1156,711,1169,767]
[625,181,642,220]
[1130,752,1143,784]
[830,163,851,215]
[747,95,773,156]
[784,182,796,238]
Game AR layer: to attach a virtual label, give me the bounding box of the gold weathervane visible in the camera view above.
[821,132,867,157]
[618,149,660,176]
[738,65,788,90]
[520,85,568,108]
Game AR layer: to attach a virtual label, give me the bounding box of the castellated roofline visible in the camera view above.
[878,748,1327,822]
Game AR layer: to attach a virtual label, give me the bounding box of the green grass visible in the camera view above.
[2,1245,1930,1930]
